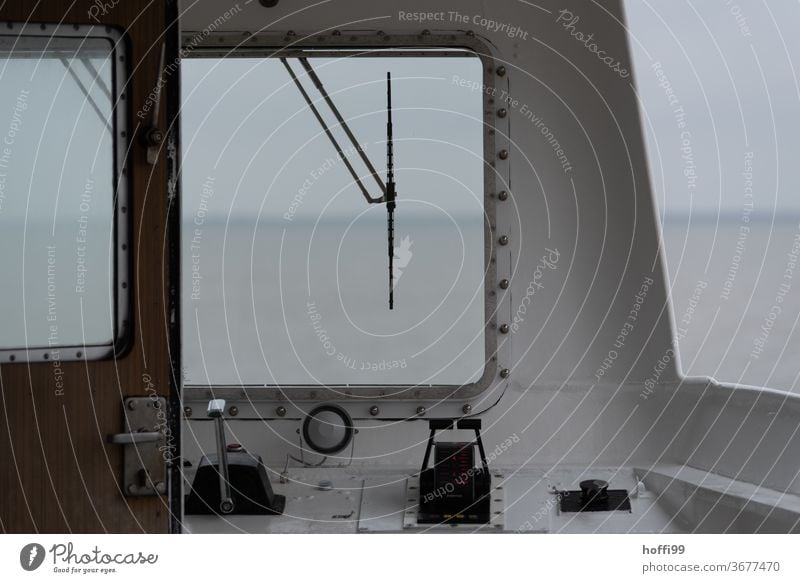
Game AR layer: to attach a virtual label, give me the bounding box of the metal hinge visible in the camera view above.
[107,396,168,496]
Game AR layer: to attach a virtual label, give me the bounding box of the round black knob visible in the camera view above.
[580,479,609,502]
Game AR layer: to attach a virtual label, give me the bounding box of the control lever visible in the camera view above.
[186,404,286,516]
[207,399,234,514]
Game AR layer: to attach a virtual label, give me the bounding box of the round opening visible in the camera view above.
[302,404,353,455]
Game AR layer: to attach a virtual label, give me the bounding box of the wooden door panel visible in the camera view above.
[0,0,173,533]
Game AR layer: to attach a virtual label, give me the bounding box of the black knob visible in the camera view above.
[580,479,609,503]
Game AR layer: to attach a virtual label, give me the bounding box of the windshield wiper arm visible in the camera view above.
[283,58,398,310]
[59,58,112,135]
[297,57,387,198]
[281,57,384,204]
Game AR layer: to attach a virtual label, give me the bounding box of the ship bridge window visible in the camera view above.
[0,25,129,363]
[626,1,800,393]
[181,50,491,393]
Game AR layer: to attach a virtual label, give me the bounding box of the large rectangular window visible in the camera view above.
[181,50,489,391]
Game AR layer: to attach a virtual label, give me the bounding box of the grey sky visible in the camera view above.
[625,0,800,217]
[181,54,485,223]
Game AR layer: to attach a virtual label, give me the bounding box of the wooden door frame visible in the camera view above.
[164,0,182,535]
[0,0,182,533]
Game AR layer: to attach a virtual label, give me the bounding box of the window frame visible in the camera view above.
[180,31,511,404]
[0,22,131,363]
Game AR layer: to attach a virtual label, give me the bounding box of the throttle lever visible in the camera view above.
[207,399,234,514]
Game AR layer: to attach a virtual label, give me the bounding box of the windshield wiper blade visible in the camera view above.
[386,72,396,310]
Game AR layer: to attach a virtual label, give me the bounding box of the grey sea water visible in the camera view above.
[661,217,800,393]
[182,217,800,394]
[181,217,486,388]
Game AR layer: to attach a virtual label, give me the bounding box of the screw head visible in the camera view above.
[462,404,473,415]
[146,128,164,146]
[369,405,380,416]
[499,279,510,289]
[496,65,507,77]
[416,406,426,416]
[498,149,509,160]
[499,323,510,334]
[183,406,192,418]
[499,235,509,246]
[127,400,137,410]
[276,406,287,417]
[228,406,239,417]
[498,190,508,201]
[497,108,507,118]
[500,368,511,379]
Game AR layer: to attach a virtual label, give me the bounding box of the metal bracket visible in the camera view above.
[143,42,165,166]
[107,396,168,496]
[143,127,164,165]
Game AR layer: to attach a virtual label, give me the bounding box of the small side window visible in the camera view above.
[0,24,130,362]
[626,2,800,392]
